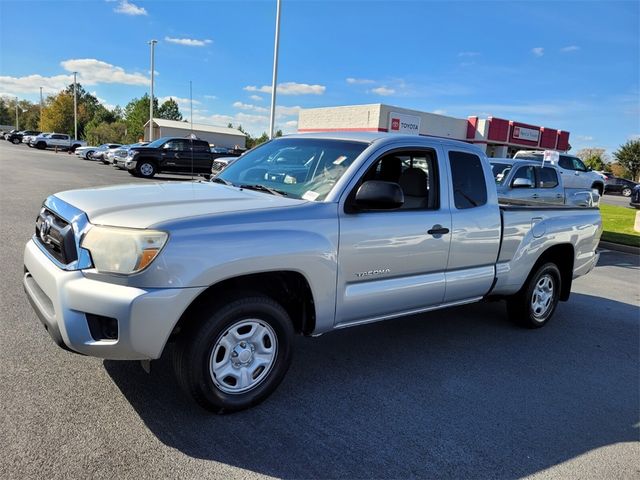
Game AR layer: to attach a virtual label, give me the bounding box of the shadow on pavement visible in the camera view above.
[104,294,639,479]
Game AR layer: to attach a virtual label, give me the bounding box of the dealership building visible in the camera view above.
[298,104,570,157]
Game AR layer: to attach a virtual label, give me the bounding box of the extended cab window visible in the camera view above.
[491,162,512,184]
[536,167,559,188]
[193,141,210,152]
[354,149,439,210]
[449,151,487,209]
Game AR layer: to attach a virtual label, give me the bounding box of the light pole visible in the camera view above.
[148,39,158,141]
[73,72,78,139]
[15,97,19,130]
[40,87,43,130]
[268,0,282,139]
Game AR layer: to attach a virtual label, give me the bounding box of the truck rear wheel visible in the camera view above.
[507,262,561,328]
[172,294,294,413]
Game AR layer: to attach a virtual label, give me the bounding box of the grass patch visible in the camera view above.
[599,203,640,247]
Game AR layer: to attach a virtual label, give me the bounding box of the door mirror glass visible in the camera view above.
[354,180,404,210]
[512,177,534,188]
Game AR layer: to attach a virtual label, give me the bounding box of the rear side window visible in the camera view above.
[536,167,559,188]
[512,166,536,187]
[558,157,573,170]
[193,140,210,152]
[448,151,487,209]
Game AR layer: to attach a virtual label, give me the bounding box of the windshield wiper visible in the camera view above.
[211,177,233,186]
[237,184,288,196]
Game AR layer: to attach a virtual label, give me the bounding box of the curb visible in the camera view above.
[599,240,640,255]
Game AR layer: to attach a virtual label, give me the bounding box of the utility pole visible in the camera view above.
[148,39,158,141]
[268,0,282,139]
[73,72,78,139]
[40,87,43,130]
[15,97,19,130]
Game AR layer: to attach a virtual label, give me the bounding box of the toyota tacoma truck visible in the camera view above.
[23,133,601,413]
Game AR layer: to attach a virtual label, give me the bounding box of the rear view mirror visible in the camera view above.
[512,178,534,188]
[354,180,404,210]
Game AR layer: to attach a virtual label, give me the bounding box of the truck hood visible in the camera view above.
[54,181,306,228]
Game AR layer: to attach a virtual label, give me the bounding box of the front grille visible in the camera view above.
[35,208,78,265]
[117,150,127,157]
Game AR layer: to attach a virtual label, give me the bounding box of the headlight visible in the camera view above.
[129,150,139,158]
[81,226,168,274]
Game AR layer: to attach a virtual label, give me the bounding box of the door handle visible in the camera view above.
[175,154,181,159]
[556,194,563,198]
[427,225,450,235]
[531,194,539,199]
[574,171,580,175]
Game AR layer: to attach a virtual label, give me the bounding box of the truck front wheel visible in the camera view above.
[136,160,157,178]
[507,262,561,328]
[172,294,294,413]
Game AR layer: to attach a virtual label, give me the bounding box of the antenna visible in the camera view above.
[190,80,194,182]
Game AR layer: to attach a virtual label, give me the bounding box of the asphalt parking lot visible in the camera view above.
[0,140,638,480]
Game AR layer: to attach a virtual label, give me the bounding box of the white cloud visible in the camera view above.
[285,120,298,127]
[113,0,147,16]
[532,47,544,57]
[61,58,149,86]
[575,135,594,142]
[244,82,325,95]
[457,51,480,57]
[0,58,149,95]
[0,74,73,95]
[560,45,580,53]
[158,96,200,108]
[91,91,116,111]
[346,77,375,85]
[203,94,217,100]
[249,94,263,102]
[432,109,447,115]
[233,101,268,113]
[164,37,212,47]
[370,86,396,96]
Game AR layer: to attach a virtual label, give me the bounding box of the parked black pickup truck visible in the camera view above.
[125,136,239,179]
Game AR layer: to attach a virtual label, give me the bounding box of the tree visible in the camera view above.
[157,98,182,121]
[85,121,127,145]
[124,94,158,143]
[40,84,103,138]
[608,162,629,178]
[613,139,640,181]
[0,97,14,126]
[575,147,607,171]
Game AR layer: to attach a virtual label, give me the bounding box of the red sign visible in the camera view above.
[391,118,400,131]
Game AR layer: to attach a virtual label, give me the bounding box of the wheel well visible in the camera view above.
[170,271,316,339]
[592,182,604,195]
[533,244,574,301]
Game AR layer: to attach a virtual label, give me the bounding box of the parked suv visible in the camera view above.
[30,133,86,151]
[513,150,605,196]
[125,136,214,178]
[604,176,638,197]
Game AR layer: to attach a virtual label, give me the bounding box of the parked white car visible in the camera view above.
[513,150,605,196]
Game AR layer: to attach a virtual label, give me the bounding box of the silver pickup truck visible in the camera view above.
[491,158,599,207]
[23,133,601,413]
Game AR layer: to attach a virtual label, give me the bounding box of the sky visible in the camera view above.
[0,0,638,154]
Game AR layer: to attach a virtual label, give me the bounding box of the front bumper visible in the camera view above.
[23,239,203,360]
[125,159,137,170]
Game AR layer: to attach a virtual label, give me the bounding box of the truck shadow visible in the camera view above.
[104,294,639,479]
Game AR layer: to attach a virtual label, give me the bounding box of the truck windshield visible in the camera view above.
[491,162,512,184]
[217,138,368,201]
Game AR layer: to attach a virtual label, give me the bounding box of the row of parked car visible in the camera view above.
[74,137,243,179]
[1,129,86,150]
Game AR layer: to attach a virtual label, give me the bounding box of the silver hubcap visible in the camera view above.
[209,319,277,394]
[140,163,154,176]
[623,188,631,197]
[531,274,555,320]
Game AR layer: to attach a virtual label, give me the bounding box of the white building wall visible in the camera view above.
[144,125,246,148]
[298,104,383,131]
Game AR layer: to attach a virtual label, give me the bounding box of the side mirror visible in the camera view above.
[354,180,404,210]
[512,178,534,188]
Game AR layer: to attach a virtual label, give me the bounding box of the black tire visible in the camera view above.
[172,293,294,413]
[127,170,139,177]
[622,187,632,197]
[136,160,157,178]
[86,150,95,160]
[11,137,20,144]
[507,262,561,329]
[593,184,603,196]
[36,142,46,150]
